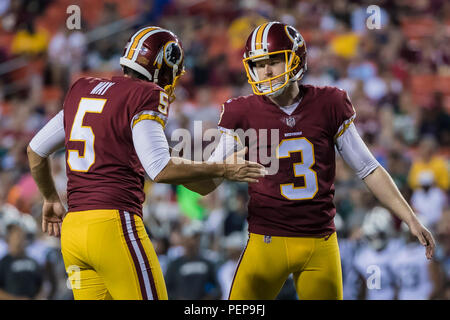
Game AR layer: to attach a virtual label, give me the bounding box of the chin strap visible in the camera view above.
[164,84,176,103]
[266,83,288,98]
[164,68,185,103]
[154,48,185,103]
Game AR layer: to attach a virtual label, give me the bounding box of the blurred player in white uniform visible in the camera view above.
[352,207,399,300]
[390,222,433,300]
[336,213,363,300]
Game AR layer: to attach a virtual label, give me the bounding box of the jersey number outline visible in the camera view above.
[67,98,107,172]
[158,91,169,115]
[276,137,318,200]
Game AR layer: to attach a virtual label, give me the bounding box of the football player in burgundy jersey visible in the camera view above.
[26,26,265,300]
[184,21,435,300]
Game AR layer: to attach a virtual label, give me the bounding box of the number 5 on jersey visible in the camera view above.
[276,137,318,200]
[67,98,107,172]
[158,91,169,115]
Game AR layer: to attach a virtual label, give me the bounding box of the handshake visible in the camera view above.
[221,146,267,184]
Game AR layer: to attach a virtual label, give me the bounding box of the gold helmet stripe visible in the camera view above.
[126,27,159,60]
[123,26,152,58]
[255,22,268,50]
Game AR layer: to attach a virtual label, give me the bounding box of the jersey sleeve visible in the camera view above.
[217,99,244,133]
[331,89,356,140]
[132,118,170,180]
[131,87,170,130]
[29,110,65,157]
[217,99,246,147]
[335,122,380,179]
[207,132,240,162]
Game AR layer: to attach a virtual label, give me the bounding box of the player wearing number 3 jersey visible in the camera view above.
[26,27,265,300]
[184,21,435,300]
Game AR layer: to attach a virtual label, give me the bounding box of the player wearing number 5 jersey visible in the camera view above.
[184,21,435,300]
[26,27,265,300]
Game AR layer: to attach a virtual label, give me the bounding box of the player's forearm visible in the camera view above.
[363,166,419,225]
[154,158,226,184]
[183,178,223,196]
[27,145,60,202]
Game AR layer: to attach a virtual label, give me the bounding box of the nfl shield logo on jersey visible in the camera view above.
[264,235,272,244]
[285,117,296,128]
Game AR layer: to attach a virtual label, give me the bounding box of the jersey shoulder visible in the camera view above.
[128,77,164,94]
[302,84,348,101]
[70,76,111,90]
[71,76,164,97]
[123,77,166,113]
[218,94,256,130]
[302,84,355,136]
[65,76,118,99]
[66,76,168,128]
[223,94,257,109]
[119,78,168,128]
[221,94,257,117]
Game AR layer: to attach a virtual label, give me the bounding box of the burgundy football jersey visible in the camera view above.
[218,85,356,237]
[63,76,169,217]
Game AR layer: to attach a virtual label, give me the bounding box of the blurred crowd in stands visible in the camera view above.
[0,0,449,299]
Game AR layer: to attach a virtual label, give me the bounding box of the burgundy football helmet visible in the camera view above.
[243,21,307,96]
[120,26,185,102]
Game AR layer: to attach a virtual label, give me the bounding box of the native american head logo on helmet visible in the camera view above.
[120,26,185,102]
[243,21,307,97]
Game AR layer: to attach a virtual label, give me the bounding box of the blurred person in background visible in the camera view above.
[47,27,87,93]
[216,231,246,300]
[410,171,447,231]
[391,221,437,300]
[385,150,410,196]
[145,183,180,237]
[335,212,363,300]
[222,190,248,237]
[153,236,171,276]
[352,207,399,300]
[417,92,450,147]
[23,214,59,300]
[10,21,48,57]
[0,202,24,259]
[165,220,221,300]
[0,205,60,299]
[408,135,449,192]
[165,219,186,262]
[432,208,450,299]
[333,156,360,223]
[0,238,6,261]
[201,185,227,245]
[0,223,43,300]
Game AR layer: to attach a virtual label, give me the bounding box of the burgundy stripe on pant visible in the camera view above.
[119,210,158,300]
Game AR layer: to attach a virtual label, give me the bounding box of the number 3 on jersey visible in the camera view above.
[276,137,318,200]
[67,98,107,172]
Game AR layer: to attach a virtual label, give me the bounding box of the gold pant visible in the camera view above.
[229,232,343,300]
[61,209,167,300]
